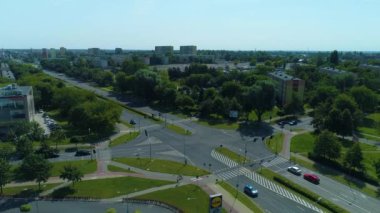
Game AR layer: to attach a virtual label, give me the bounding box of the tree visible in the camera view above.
[133,69,160,101]
[0,143,14,160]
[330,50,339,66]
[340,109,353,137]
[284,94,304,115]
[350,86,378,113]
[221,81,242,98]
[344,143,363,171]
[313,131,341,160]
[243,81,276,121]
[69,100,122,135]
[36,140,58,159]
[60,164,84,186]
[175,94,195,113]
[212,97,226,117]
[0,159,12,194]
[19,154,52,189]
[309,86,338,108]
[15,136,33,159]
[374,160,380,179]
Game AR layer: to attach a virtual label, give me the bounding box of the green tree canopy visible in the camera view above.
[344,143,363,171]
[60,164,84,186]
[19,154,52,189]
[0,159,12,194]
[313,131,341,160]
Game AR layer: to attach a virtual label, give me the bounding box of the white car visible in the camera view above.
[287,166,302,175]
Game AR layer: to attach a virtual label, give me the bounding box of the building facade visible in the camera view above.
[115,48,123,54]
[180,45,197,55]
[155,46,173,55]
[269,70,305,106]
[88,48,101,56]
[0,84,35,126]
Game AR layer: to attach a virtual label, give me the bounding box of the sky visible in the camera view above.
[0,0,379,51]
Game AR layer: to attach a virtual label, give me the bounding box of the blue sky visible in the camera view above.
[0,0,379,51]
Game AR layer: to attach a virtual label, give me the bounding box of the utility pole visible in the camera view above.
[145,130,151,159]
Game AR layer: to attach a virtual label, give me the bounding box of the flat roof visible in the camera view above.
[269,71,300,81]
[0,84,32,97]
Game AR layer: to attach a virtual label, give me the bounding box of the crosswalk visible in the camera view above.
[261,156,288,168]
[211,150,238,168]
[215,167,243,181]
[211,149,323,213]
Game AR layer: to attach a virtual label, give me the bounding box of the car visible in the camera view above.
[75,150,91,156]
[288,120,297,125]
[129,119,136,125]
[277,120,286,126]
[303,173,320,184]
[243,184,258,197]
[287,166,302,175]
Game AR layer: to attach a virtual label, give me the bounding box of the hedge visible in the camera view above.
[273,175,349,213]
[20,204,32,212]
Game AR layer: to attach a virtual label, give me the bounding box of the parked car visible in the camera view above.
[277,120,286,126]
[288,120,297,125]
[130,119,136,125]
[75,150,91,156]
[303,173,320,184]
[243,184,258,197]
[287,166,302,175]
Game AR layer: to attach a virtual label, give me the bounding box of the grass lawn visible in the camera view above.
[291,154,379,198]
[113,158,209,176]
[358,113,380,138]
[107,165,135,173]
[109,131,140,147]
[51,160,97,177]
[50,176,173,199]
[2,183,60,197]
[196,119,239,130]
[215,147,248,164]
[290,132,316,156]
[135,184,209,213]
[218,181,263,213]
[265,133,284,154]
[167,124,192,135]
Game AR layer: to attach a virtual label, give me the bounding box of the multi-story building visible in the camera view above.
[1,63,15,80]
[360,64,380,72]
[269,70,305,106]
[115,48,123,54]
[155,46,173,55]
[180,45,197,55]
[0,84,35,126]
[42,48,48,59]
[59,47,66,57]
[88,48,101,56]
[49,48,56,59]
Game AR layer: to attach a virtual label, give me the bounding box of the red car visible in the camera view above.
[303,173,320,184]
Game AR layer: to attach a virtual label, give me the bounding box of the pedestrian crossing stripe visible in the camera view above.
[261,156,288,167]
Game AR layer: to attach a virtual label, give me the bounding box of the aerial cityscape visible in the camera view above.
[1,0,380,213]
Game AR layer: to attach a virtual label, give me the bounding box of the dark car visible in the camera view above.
[303,173,320,184]
[244,184,258,197]
[287,166,302,175]
[75,150,91,156]
[277,120,286,126]
[130,119,136,125]
[288,120,298,125]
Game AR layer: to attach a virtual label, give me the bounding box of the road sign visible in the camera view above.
[209,193,223,213]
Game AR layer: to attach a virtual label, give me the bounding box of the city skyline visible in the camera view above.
[1,0,379,51]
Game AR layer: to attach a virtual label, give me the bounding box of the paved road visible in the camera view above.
[43,69,380,213]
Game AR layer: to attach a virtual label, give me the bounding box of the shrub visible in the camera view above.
[20,204,32,212]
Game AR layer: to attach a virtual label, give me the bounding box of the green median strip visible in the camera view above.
[218,181,264,213]
[50,176,174,199]
[259,168,348,213]
[215,147,248,164]
[134,184,209,213]
[167,123,191,135]
[109,131,140,147]
[113,157,209,176]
